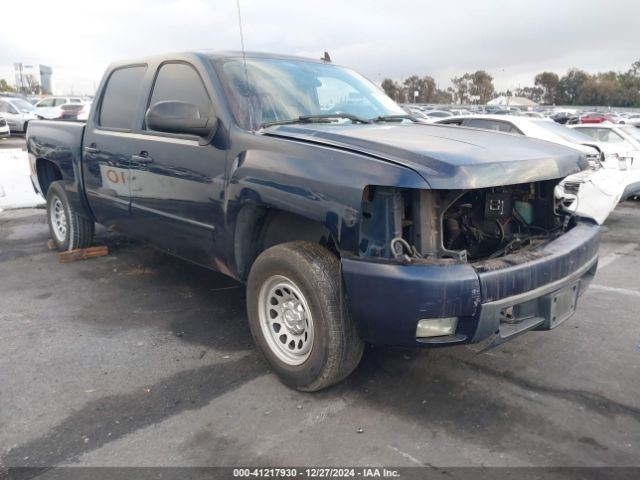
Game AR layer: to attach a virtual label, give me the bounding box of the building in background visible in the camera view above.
[13,63,53,95]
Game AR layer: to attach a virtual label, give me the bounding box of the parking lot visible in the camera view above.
[0,134,639,469]
[0,135,27,151]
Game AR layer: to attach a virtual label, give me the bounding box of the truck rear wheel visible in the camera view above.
[46,181,94,251]
[247,241,364,391]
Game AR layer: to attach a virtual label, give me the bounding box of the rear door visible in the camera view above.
[127,61,227,267]
[82,65,147,229]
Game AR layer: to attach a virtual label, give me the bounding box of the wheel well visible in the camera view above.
[36,159,62,196]
[234,206,337,281]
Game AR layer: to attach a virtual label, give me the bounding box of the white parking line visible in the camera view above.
[598,243,638,269]
[387,445,423,466]
[590,284,640,298]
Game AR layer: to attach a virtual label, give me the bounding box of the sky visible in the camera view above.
[1,0,639,95]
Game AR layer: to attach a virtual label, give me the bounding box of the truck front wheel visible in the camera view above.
[46,181,94,251]
[247,242,364,391]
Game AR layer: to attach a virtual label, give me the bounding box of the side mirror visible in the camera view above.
[145,101,217,137]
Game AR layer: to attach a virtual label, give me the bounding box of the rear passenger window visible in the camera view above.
[99,66,147,130]
[146,62,211,130]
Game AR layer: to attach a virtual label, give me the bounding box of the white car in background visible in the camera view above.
[422,110,453,121]
[0,116,10,139]
[570,123,640,202]
[449,108,471,116]
[76,102,92,121]
[433,115,627,223]
[522,111,551,119]
[0,97,39,133]
[571,123,640,168]
[35,96,84,120]
[617,113,640,126]
[434,114,610,164]
[35,96,83,108]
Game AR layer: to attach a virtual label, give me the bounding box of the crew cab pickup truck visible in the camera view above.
[27,52,600,391]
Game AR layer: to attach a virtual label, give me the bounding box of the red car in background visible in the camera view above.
[580,112,616,124]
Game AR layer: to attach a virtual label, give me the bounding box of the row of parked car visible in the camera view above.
[396,103,640,224]
[404,104,640,126]
[550,110,640,125]
[0,94,92,135]
[404,104,640,168]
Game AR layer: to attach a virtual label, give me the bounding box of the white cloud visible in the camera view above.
[1,0,638,94]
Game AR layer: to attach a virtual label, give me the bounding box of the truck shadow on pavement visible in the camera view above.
[72,227,255,353]
[1,354,269,471]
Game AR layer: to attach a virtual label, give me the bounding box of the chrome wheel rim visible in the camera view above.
[258,275,314,366]
[50,196,67,242]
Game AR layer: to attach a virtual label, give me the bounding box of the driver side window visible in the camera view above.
[147,62,211,128]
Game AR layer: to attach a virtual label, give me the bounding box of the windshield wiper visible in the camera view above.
[260,113,372,129]
[372,114,417,123]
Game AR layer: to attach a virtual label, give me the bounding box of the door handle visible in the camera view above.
[131,152,154,164]
[84,144,100,154]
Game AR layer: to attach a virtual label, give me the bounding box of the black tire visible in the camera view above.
[46,181,94,251]
[247,241,364,391]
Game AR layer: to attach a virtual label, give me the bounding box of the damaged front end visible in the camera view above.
[342,181,600,348]
[358,180,573,265]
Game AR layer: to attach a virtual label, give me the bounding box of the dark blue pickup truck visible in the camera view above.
[27,51,600,391]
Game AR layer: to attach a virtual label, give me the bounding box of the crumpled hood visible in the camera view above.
[264,123,588,189]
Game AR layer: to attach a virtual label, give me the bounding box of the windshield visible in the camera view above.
[620,125,640,142]
[212,57,405,130]
[534,120,596,143]
[10,98,36,113]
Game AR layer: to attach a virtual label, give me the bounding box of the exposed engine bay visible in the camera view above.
[359,180,575,264]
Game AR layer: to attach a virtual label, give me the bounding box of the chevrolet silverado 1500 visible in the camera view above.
[27,52,600,391]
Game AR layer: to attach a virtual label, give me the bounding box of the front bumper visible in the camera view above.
[342,222,600,347]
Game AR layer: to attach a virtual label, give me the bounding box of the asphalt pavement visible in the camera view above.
[0,134,27,151]
[0,200,639,470]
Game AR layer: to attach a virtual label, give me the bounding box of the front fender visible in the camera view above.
[225,131,428,254]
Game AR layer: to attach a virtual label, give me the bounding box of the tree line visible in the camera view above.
[0,76,43,95]
[381,59,640,107]
[381,70,495,105]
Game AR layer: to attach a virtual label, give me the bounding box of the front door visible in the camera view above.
[127,61,228,269]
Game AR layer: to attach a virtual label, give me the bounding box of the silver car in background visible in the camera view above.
[434,114,610,165]
[0,97,39,133]
[35,96,84,120]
